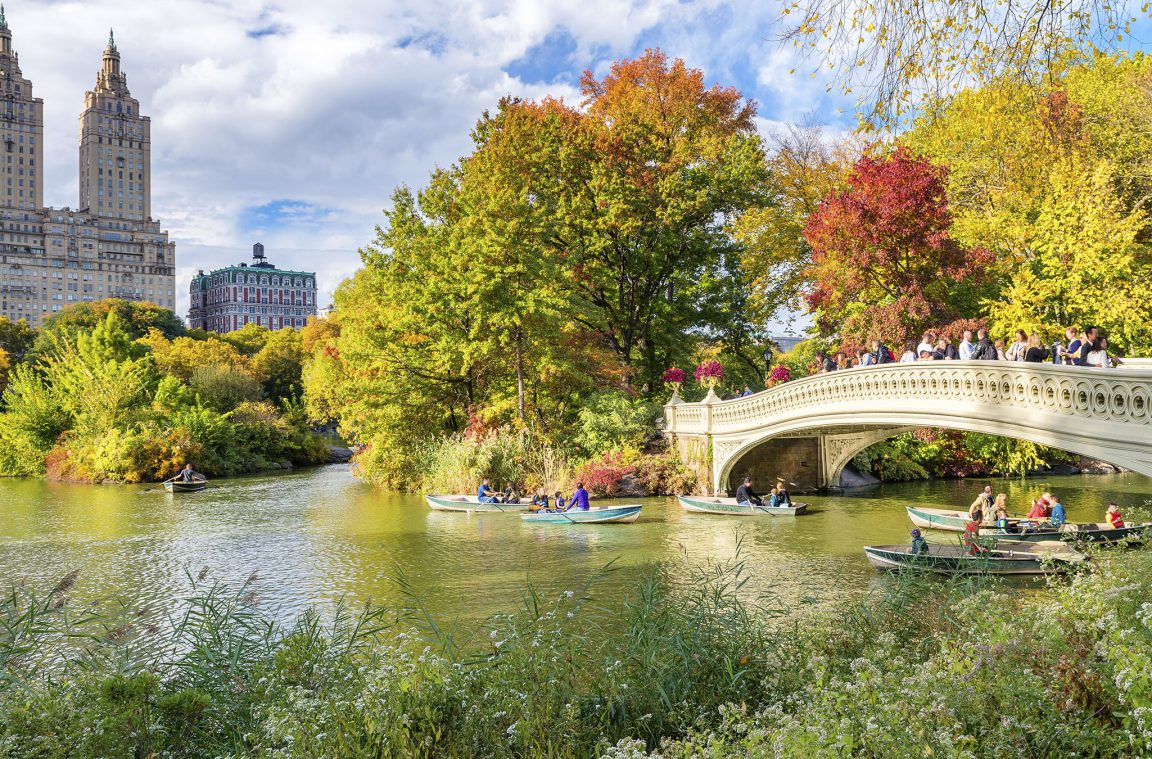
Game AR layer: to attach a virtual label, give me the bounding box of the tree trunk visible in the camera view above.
[515,326,526,422]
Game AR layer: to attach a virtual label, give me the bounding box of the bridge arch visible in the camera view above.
[664,361,1152,494]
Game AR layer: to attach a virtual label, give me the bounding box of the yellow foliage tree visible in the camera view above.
[987,159,1151,350]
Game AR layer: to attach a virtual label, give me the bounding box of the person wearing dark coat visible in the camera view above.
[972,329,998,360]
[735,478,763,507]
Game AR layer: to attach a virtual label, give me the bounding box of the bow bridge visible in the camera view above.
[663,361,1152,494]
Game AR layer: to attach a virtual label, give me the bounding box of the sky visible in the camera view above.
[5,0,856,321]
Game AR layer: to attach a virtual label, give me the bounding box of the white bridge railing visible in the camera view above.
[664,361,1152,489]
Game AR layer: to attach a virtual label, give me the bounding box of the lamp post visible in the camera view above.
[762,346,773,374]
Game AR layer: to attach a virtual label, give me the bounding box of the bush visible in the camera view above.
[625,450,700,495]
[576,393,657,456]
[573,451,637,496]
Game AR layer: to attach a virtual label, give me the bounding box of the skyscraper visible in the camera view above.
[0,6,44,210]
[0,11,175,325]
[78,30,152,222]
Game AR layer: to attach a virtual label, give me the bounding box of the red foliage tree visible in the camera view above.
[802,148,994,345]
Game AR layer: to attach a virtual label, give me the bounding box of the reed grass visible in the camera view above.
[1,544,1150,757]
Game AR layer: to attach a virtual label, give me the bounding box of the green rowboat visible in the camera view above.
[979,522,1149,545]
[521,505,641,524]
[906,505,1029,532]
[164,480,208,493]
[678,495,808,516]
[864,543,1085,575]
[425,495,531,513]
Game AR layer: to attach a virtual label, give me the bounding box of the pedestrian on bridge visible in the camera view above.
[958,330,976,360]
[972,329,998,360]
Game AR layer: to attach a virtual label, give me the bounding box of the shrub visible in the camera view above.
[573,451,637,496]
[576,393,657,456]
[625,450,700,495]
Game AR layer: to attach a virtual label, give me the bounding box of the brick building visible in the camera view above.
[187,243,317,333]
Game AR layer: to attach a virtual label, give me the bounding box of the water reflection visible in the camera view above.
[0,466,1148,624]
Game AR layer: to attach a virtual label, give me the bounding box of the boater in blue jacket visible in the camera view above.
[477,478,497,503]
[567,483,590,511]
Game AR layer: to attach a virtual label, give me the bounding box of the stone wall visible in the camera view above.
[723,437,822,495]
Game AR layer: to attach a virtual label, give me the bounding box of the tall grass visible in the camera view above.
[415,433,575,494]
[2,546,1151,756]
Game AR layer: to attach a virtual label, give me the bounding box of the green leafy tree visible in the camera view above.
[31,299,183,358]
[251,328,306,404]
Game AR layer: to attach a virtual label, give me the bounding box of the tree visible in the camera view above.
[0,316,35,361]
[251,328,306,404]
[139,330,253,383]
[454,98,573,422]
[732,124,860,328]
[779,0,1146,127]
[902,53,1152,351]
[220,323,270,357]
[987,159,1152,350]
[550,50,771,390]
[802,147,994,345]
[32,299,183,358]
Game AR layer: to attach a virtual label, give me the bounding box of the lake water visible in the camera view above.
[1,466,1149,625]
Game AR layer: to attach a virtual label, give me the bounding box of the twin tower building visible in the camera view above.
[0,9,175,325]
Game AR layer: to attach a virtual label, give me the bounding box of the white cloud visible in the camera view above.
[5,0,849,317]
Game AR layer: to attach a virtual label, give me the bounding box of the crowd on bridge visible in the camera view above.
[812,325,1122,373]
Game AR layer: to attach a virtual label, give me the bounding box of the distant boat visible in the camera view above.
[906,505,1029,532]
[521,505,642,524]
[425,494,531,513]
[864,543,1086,575]
[678,495,808,516]
[164,480,208,493]
[979,522,1149,545]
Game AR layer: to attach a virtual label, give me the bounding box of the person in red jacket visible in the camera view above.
[963,510,987,556]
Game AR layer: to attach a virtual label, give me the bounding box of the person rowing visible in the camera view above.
[735,477,763,509]
[477,477,498,503]
[167,463,204,484]
[565,482,590,512]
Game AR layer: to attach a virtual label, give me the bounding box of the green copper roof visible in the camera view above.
[107,28,116,51]
[1,6,8,30]
[194,265,317,280]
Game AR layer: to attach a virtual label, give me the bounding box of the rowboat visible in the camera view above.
[980,522,1149,545]
[864,543,1086,575]
[520,505,642,524]
[425,494,532,513]
[906,505,1026,532]
[678,495,808,516]
[164,480,208,493]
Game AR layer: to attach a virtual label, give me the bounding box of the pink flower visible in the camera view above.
[661,367,687,385]
[694,360,725,386]
[769,365,792,382]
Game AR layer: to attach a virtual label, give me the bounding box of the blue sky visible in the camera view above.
[3,1,859,316]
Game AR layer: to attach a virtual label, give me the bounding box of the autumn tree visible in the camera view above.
[802,147,994,345]
[31,299,184,358]
[732,124,860,327]
[780,0,1146,127]
[552,50,770,389]
[902,53,1152,352]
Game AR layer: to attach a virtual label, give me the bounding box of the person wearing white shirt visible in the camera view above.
[1086,337,1119,368]
[958,330,975,361]
[916,331,936,357]
[899,340,917,363]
